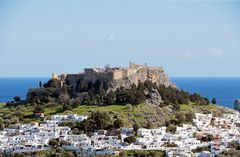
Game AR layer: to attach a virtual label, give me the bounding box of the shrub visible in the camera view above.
[49,139,59,147]
[114,119,124,128]
[13,96,21,102]
[124,136,136,144]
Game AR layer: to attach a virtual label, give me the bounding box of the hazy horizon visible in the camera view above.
[1,0,240,77]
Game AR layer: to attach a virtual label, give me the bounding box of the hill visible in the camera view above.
[0,100,235,131]
[0,63,236,130]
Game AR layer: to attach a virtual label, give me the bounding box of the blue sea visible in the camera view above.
[172,78,240,109]
[0,77,239,109]
[0,78,49,103]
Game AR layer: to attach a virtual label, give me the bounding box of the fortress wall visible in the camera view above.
[148,66,164,72]
[84,69,114,83]
[65,63,175,91]
[126,68,148,85]
[123,67,169,86]
[84,69,96,82]
[124,68,136,77]
[129,62,146,69]
[66,74,85,90]
[113,70,123,80]
[97,72,114,82]
[66,74,84,81]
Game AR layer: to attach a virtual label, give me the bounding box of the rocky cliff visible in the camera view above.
[26,62,176,102]
[109,66,176,91]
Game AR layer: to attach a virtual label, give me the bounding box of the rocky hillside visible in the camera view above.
[3,63,234,130]
[109,68,176,91]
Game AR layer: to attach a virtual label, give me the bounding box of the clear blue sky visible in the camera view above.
[0,0,240,77]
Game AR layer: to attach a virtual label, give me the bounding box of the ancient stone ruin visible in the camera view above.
[52,62,176,92]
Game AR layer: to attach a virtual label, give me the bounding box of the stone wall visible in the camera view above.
[109,65,176,90]
[51,62,176,92]
[113,69,124,80]
[84,69,114,83]
[66,74,85,91]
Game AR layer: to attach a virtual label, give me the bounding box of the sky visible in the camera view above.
[0,0,240,77]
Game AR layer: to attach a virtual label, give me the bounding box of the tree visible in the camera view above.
[114,119,124,128]
[173,103,180,111]
[124,136,136,144]
[92,111,111,130]
[126,91,135,105]
[133,91,145,105]
[94,80,104,93]
[175,113,185,124]
[201,134,214,142]
[211,98,217,104]
[166,143,178,147]
[79,119,93,133]
[72,128,80,134]
[185,113,194,123]
[116,90,127,104]
[166,124,176,133]
[39,81,42,88]
[205,98,210,105]
[33,105,44,114]
[133,122,140,135]
[49,139,59,147]
[13,96,21,102]
[144,80,156,90]
[58,93,70,104]
[137,80,145,91]
[131,83,137,92]
[106,90,115,105]
[146,121,153,129]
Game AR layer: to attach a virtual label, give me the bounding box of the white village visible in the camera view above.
[0,111,240,157]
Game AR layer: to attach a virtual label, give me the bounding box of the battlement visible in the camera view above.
[83,62,151,81]
[51,62,175,89]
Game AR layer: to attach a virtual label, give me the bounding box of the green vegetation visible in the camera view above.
[26,78,210,108]
[0,78,234,130]
[49,139,59,147]
[124,136,136,144]
[212,97,217,104]
[13,96,21,102]
[0,149,77,157]
[0,102,5,108]
[192,146,211,153]
[58,111,125,134]
[0,102,231,133]
[180,103,235,117]
[119,150,166,157]
[0,99,234,131]
[166,143,178,147]
[0,149,166,157]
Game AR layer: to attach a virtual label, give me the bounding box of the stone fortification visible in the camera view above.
[52,62,176,92]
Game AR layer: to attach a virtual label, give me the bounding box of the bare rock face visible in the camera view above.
[146,89,164,106]
[109,66,176,91]
[234,99,240,111]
